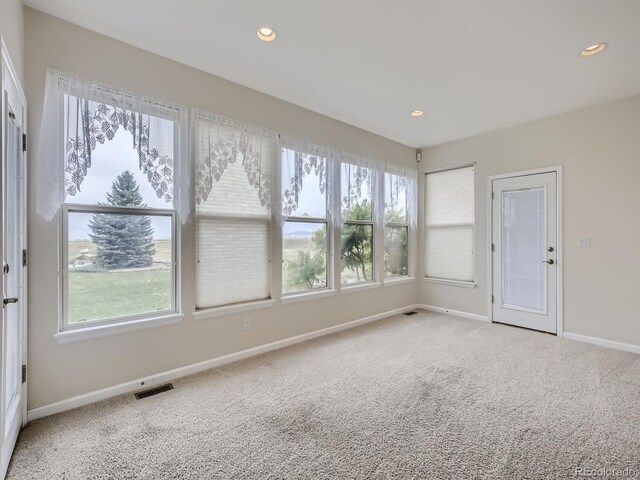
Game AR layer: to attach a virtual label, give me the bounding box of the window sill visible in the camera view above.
[423,277,477,288]
[54,313,184,344]
[281,289,338,305]
[193,299,275,321]
[340,282,383,294]
[384,276,416,286]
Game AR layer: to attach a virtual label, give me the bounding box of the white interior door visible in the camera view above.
[492,172,558,334]
[1,47,26,479]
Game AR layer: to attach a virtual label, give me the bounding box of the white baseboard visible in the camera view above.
[563,332,640,354]
[418,304,489,322]
[27,304,419,422]
[419,303,639,354]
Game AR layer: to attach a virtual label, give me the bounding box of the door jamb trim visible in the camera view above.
[487,166,563,336]
[1,37,29,428]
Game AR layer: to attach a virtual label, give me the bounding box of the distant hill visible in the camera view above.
[284,230,313,238]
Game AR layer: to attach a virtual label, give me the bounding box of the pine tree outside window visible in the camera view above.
[61,88,179,329]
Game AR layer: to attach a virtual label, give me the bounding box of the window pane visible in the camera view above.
[385,226,408,277]
[196,219,270,308]
[341,224,373,285]
[64,95,174,208]
[341,164,373,221]
[425,225,474,281]
[67,212,173,324]
[384,173,407,223]
[283,222,327,293]
[281,149,327,218]
[502,188,546,311]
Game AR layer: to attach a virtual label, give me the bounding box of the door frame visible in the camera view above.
[487,166,563,336]
[1,36,28,429]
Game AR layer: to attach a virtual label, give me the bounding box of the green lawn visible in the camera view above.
[68,269,172,324]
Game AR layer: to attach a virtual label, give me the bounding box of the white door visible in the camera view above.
[1,49,27,478]
[492,172,558,334]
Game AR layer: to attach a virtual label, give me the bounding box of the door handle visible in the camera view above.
[3,297,19,306]
[542,259,555,265]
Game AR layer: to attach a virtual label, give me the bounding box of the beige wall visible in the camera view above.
[0,0,24,83]
[419,94,640,347]
[24,8,418,409]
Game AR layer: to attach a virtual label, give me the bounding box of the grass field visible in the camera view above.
[68,240,172,324]
[68,269,171,324]
[68,236,370,323]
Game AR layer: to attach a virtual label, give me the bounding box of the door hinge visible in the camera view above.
[491,191,495,200]
[22,365,27,384]
[22,133,27,153]
[491,295,495,304]
[491,243,495,252]
[22,249,27,267]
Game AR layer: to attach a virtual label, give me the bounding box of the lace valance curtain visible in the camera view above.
[194,110,276,217]
[339,152,381,226]
[279,136,334,223]
[37,70,189,222]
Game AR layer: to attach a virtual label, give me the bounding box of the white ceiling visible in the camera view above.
[24,0,640,147]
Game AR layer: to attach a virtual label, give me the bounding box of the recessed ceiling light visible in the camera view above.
[580,42,607,57]
[410,110,424,117]
[257,27,277,42]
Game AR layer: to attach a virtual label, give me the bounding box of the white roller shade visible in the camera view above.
[196,220,270,308]
[425,166,475,281]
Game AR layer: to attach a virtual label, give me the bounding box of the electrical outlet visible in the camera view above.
[577,236,591,248]
[243,318,252,331]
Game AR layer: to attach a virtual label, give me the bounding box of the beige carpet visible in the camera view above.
[8,311,640,479]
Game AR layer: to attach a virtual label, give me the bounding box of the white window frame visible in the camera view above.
[281,216,332,296]
[192,112,276,313]
[339,162,377,287]
[383,171,410,279]
[58,92,182,332]
[280,146,334,299]
[423,163,476,287]
[61,204,178,330]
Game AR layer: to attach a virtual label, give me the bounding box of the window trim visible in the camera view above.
[383,170,411,280]
[339,162,377,287]
[56,85,183,335]
[280,146,333,298]
[423,163,476,284]
[54,313,184,344]
[60,203,178,331]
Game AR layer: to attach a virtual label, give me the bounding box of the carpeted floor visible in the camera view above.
[7,311,640,479]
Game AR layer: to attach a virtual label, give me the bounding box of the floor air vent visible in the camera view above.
[134,383,174,400]
[404,311,419,316]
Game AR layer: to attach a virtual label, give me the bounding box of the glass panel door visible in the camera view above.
[501,188,546,313]
[491,172,557,334]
